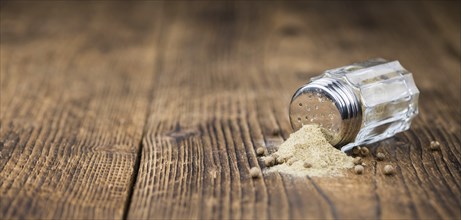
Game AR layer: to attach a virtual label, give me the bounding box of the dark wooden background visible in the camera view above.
[1,1,460,219]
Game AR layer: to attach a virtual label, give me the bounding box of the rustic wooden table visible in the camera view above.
[1,1,460,219]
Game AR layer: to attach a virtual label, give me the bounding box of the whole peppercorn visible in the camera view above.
[360,147,369,157]
[354,165,364,174]
[276,156,285,165]
[352,147,361,155]
[383,165,395,175]
[353,157,362,165]
[250,167,261,178]
[429,141,440,151]
[256,147,265,156]
[376,152,385,161]
[264,156,275,167]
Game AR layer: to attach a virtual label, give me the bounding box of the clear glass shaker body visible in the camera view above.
[289,58,420,151]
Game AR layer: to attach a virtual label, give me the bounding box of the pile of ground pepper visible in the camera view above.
[262,124,354,177]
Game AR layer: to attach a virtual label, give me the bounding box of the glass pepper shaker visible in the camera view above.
[289,58,420,151]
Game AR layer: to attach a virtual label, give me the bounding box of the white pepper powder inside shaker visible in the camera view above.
[289,58,420,151]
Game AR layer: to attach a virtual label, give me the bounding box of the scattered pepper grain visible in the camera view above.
[256,147,265,156]
[250,167,261,178]
[383,165,395,175]
[376,152,385,161]
[353,157,362,165]
[264,156,275,167]
[354,165,364,174]
[360,147,369,157]
[352,147,361,155]
[430,141,440,151]
[303,162,312,168]
[276,156,285,165]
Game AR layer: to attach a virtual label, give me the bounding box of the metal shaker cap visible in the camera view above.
[289,78,362,147]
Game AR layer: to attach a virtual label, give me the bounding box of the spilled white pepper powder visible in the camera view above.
[263,124,354,177]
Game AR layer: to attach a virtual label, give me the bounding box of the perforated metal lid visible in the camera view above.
[289,78,362,147]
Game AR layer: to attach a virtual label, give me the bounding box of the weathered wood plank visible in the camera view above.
[1,1,459,219]
[0,2,161,219]
[128,1,460,219]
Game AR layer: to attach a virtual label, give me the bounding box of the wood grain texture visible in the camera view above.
[1,1,460,219]
[0,2,161,219]
[127,1,460,219]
